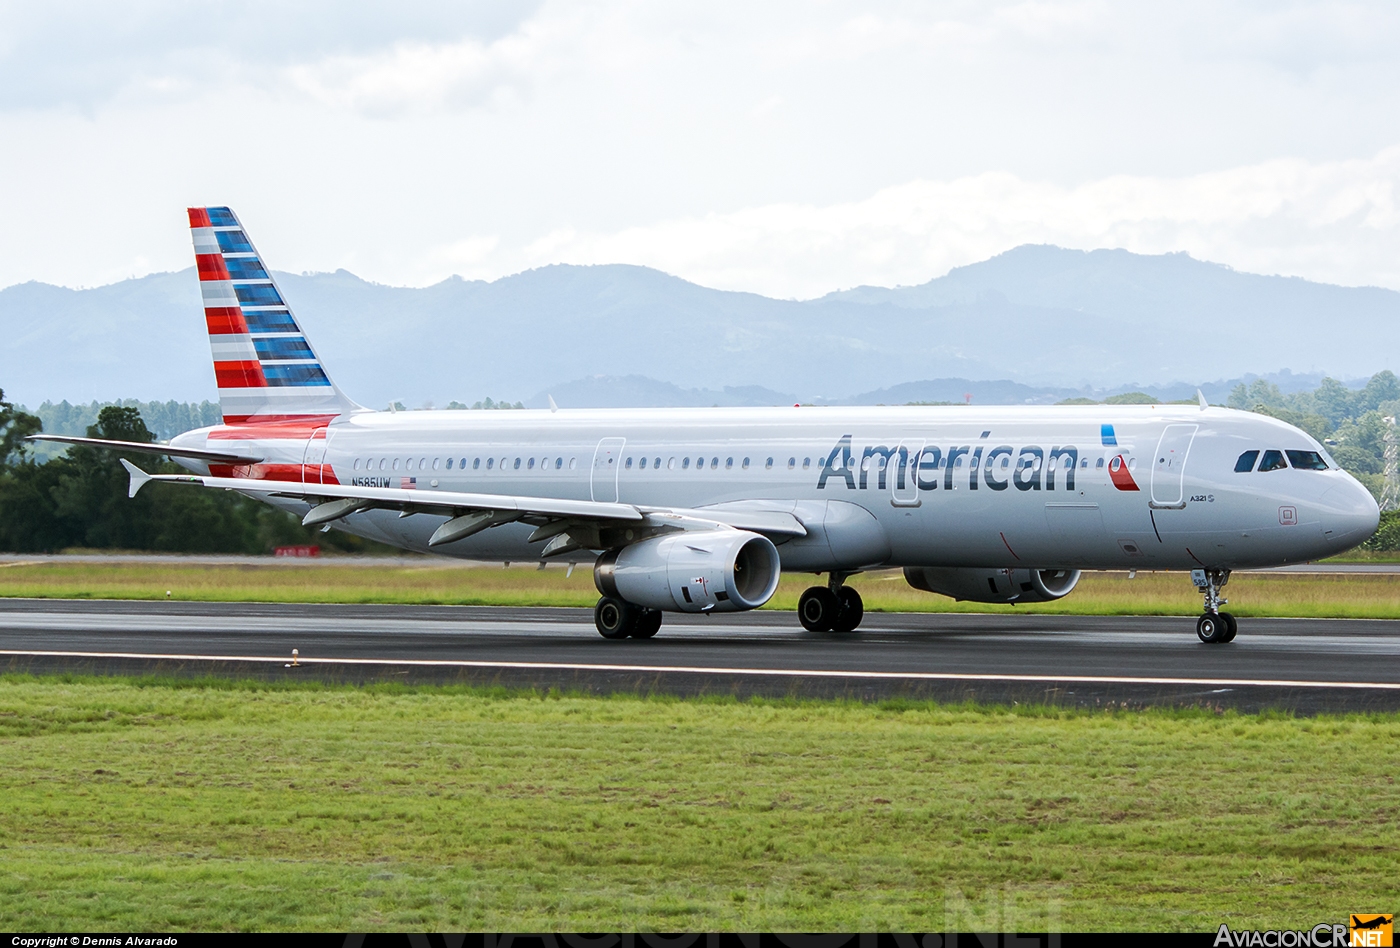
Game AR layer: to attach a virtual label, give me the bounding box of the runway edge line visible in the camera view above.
[3,648,1398,691]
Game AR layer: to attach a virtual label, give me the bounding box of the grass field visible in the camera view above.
[4,559,1400,618]
[0,676,1395,931]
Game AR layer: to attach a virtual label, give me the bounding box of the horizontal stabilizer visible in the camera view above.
[28,435,263,465]
[120,459,153,498]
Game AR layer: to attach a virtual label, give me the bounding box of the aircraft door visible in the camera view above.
[1149,424,1197,509]
[891,441,923,507]
[591,437,626,502]
[302,427,335,485]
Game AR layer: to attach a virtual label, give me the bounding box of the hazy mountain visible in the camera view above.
[2,245,1397,408]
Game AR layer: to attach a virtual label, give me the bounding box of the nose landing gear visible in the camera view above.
[1191,569,1237,644]
[797,573,864,633]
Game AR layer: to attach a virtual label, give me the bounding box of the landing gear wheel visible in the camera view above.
[798,586,839,632]
[595,596,636,639]
[630,608,663,639]
[1218,612,1237,643]
[1196,612,1228,644]
[831,587,864,633]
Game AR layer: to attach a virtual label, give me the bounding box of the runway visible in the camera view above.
[2,599,1398,713]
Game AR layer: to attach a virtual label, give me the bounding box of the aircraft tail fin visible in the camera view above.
[188,206,360,425]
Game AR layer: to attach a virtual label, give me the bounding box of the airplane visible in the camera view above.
[31,206,1380,644]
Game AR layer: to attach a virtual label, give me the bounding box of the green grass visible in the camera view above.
[0,676,1395,931]
[5,560,1400,618]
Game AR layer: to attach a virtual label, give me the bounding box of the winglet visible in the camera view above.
[121,459,152,498]
[1197,389,1208,411]
[548,394,559,413]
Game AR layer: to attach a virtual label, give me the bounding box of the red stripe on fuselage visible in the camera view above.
[214,361,267,388]
[207,462,340,485]
[205,307,249,335]
[209,415,340,439]
[188,207,212,228]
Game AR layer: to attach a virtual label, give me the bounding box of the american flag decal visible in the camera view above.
[400,477,417,489]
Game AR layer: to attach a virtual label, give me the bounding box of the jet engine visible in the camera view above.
[595,529,781,613]
[903,566,1081,604]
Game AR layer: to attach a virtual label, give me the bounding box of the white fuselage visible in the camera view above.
[170,404,1379,573]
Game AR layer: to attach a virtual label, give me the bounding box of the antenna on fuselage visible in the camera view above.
[1196,389,1208,411]
[548,395,559,413]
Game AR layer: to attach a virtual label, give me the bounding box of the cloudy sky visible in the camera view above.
[1,0,1398,299]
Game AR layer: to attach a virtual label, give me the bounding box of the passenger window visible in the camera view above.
[653,457,660,469]
[570,458,577,469]
[420,457,427,469]
[392,458,400,470]
[433,458,440,470]
[445,458,452,470]
[710,457,718,469]
[625,457,633,469]
[682,457,690,470]
[1234,450,1260,473]
[766,457,774,469]
[554,458,562,470]
[486,458,494,469]
[742,457,750,469]
[405,458,415,471]
[1095,457,1104,469]
[802,458,810,469]
[1081,458,1088,468]
[353,458,360,470]
[667,457,676,470]
[725,457,733,469]
[1127,459,1136,471]
[788,457,796,469]
[639,457,647,469]
[528,457,535,469]
[473,458,480,469]
[1286,450,1329,471]
[514,458,522,470]
[1258,450,1288,472]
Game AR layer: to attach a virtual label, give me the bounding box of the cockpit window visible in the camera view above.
[1234,450,1259,473]
[1286,449,1329,471]
[1257,449,1288,472]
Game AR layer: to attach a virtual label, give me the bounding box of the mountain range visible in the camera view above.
[3,244,1397,409]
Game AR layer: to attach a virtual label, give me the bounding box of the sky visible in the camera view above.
[1,0,1399,300]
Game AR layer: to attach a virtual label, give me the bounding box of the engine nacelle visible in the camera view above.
[595,530,781,613]
[903,566,1081,604]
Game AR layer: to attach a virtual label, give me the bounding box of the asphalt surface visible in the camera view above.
[2,599,1398,713]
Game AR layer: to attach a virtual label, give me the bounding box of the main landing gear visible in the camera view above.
[1191,568,1237,644]
[798,574,864,633]
[594,596,663,639]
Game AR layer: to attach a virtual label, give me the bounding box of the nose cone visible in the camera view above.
[1320,480,1380,550]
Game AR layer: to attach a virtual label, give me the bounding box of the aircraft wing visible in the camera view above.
[122,461,806,552]
[28,434,264,465]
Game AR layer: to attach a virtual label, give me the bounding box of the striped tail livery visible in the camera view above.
[189,206,358,425]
